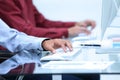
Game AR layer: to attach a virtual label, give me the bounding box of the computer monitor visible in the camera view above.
[114,0,120,10]
[101,0,118,40]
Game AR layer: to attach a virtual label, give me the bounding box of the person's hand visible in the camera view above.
[75,20,96,29]
[42,39,73,54]
[68,20,96,37]
[68,26,91,37]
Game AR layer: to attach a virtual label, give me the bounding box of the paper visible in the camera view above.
[40,48,81,62]
[42,61,114,71]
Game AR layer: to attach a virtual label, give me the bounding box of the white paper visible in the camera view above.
[42,61,114,71]
[40,48,81,62]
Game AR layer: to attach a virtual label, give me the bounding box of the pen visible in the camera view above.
[80,44,101,47]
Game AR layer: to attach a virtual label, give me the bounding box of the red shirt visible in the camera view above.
[0,0,75,39]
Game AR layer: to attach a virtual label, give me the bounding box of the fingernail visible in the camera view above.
[52,50,56,54]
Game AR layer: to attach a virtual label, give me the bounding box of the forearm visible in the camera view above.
[0,20,46,53]
[36,18,76,28]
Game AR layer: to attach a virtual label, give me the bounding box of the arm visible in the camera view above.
[0,19,72,53]
[0,0,75,38]
[0,19,46,53]
[0,0,96,38]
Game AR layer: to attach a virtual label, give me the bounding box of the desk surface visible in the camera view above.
[34,47,120,74]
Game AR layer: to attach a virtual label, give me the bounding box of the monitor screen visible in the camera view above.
[114,0,120,9]
[101,0,118,40]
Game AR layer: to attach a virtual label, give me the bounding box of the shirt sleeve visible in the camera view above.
[0,19,46,53]
[0,0,76,38]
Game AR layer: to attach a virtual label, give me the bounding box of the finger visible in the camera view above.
[61,44,67,53]
[65,40,73,51]
[90,21,96,29]
[46,46,56,54]
[85,20,96,29]
[51,50,56,54]
[79,22,87,27]
[80,27,91,34]
[76,22,87,27]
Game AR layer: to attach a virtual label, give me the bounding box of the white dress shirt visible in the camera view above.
[0,19,47,74]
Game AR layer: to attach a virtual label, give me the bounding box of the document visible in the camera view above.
[42,61,114,72]
[40,48,81,62]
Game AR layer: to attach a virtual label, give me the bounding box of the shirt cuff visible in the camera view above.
[35,38,49,51]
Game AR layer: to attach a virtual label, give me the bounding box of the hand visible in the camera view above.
[68,26,91,37]
[68,20,96,37]
[42,39,73,54]
[75,19,96,29]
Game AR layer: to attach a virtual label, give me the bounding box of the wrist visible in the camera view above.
[42,39,50,51]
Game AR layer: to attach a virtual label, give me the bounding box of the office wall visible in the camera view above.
[33,0,101,21]
[33,0,102,39]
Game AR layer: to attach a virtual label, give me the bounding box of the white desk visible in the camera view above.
[34,47,120,80]
[25,0,120,79]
